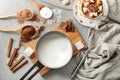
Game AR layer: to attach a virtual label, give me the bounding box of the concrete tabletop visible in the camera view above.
[0,0,89,80]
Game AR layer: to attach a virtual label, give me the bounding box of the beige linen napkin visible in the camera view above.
[75,0,120,80]
[75,22,120,80]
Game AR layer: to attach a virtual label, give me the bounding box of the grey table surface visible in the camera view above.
[0,0,89,80]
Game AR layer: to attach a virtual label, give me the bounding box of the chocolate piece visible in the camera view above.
[59,22,65,27]
[38,26,45,34]
[59,20,75,32]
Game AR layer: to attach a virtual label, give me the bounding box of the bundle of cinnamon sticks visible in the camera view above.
[7,37,28,73]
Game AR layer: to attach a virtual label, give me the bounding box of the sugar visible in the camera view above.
[40,7,53,19]
[75,41,84,50]
[23,47,34,57]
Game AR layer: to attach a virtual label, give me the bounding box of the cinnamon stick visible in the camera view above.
[10,56,25,70]
[7,48,18,67]
[7,38,13,57]
[11,59,28,73]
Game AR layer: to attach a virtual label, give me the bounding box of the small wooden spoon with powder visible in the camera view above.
[29,0,53,19]
[0,9,34,20]
[0,25,37,38]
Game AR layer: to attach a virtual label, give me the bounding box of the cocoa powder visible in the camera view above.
[38,26,45,34]
[20,36,31,43]
[17,19,24,24]
[21,26,36,37]
[30,15,40,22]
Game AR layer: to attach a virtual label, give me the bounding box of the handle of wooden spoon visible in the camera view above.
[29,0,44,11]
[0,28,17,33]
[0,14,17,19]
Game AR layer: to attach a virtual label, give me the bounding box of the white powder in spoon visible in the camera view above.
[40,7,53,19]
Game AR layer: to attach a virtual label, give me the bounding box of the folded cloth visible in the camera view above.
[75,22,120,80]
[74,0,120,80]
[108,0,120,23]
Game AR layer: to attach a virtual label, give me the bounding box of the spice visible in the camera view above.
[80,20,83,23]
[30,15,40,22]
[10,56,25,70]
[38,26,45,34]
[17,9,33,20]
[17,14,40,24]
[20,36,31,43]
[7,48,18,67]
[17,19,24,24]
[11,59,28,73]
[43,19,47,24]
[21,26,36,37]
[36,17,40,22]
[7,38,13,57]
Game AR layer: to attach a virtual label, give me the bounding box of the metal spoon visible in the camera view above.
[71,50,90,80]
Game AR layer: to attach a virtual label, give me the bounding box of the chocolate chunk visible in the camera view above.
[38,26,45,34]
[59,20,75,32]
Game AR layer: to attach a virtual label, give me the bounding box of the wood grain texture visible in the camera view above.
[24,19,87,76]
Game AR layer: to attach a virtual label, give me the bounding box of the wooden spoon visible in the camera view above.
[29,0,53,19]
[0,9,34,20]
[0,25,37,38]
[30,0,44,12]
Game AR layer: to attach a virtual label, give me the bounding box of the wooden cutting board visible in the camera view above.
[24,19,87,76]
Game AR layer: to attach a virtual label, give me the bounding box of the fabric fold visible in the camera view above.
[75,22,120,80]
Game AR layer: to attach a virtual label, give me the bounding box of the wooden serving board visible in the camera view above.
[24,19,87,76]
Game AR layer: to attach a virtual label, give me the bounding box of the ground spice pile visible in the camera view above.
[21,26,36,38]
[17,9,33,20]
